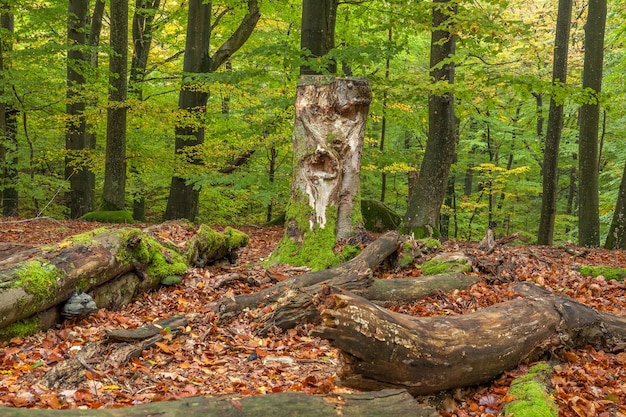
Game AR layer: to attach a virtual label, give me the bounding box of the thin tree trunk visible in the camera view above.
[403,0,457,237]
[578,0,606,247]
[102,0,129,211]
[538,0,572,245]
[605,160,626,249]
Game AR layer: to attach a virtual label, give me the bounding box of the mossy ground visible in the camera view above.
[503,363,558,417]
[578,265,626,281]
[0,317,40,341]
[81,210,134,224]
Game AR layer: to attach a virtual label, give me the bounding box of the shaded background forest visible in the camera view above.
[0,0,625,245]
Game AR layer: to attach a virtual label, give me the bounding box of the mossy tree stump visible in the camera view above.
[270,76,372,270]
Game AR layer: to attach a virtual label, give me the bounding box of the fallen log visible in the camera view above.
[313,282,626,396]
[215,231,480,334]
[0,389,437,417]
[0,224,248,339]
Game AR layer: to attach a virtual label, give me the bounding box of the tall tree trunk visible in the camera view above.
[578,0,606,247]
[403,0,457,238]
[537,0,572,245]
[65,0,93,218]
[164,0,260,221]
[0,4,17,216]
[102,0,129,211]
[129,0,160,221]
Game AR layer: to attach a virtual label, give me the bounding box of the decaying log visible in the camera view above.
[0,389,437,417]
[216,230,480,334]
[0,225,248,339]
[214,230,404,320]
[313,282,626,395]
[45,316,189,389]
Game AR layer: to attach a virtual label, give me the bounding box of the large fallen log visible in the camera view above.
[313,282,626,395]
[0,224,248,339]
[0,389,437,417]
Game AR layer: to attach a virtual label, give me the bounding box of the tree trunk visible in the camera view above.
[65,0,93,219]
[605,161,626,249]
[403,0,457,238]
[300,0,338,75]
[129,0,161,221]
[578,0,606,247]
[0,224,248,339]
[0,389,435,417]
[269,77,371,270]
[102,0,129,211]
[314,282,626,395]
[164,0,260,221]
[537,0,572,245]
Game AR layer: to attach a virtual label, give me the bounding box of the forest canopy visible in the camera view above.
[0,0,624,245]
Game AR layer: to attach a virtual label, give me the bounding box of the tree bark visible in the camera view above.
[313,282,626,395]
[300,0,338,75]
[65,0,93,219]
[605,160,626,249]
[537,0,572,245]
[578,0,606,247]
[102,0,129,211]
[269,77,371,269]
[0,224,248,339]
[0,389,435,417]
[403,0,457,237]
[164,0,260,221]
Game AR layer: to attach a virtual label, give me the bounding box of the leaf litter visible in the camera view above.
[0,218,624,416]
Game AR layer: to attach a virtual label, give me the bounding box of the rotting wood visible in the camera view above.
[0,389,437,417]
[312,282,626,396]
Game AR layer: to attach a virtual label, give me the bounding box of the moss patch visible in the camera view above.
[119,229,188,282]
[13,261,60,309]
[269,194,342,270]
[0,317,40,341]
[578,265,626,281]
[421,252,471,275]
[81,210,134,224]
[503,363,558,417]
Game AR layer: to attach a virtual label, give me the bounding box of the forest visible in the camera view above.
[1,0,626,415]
[0,0,623,248]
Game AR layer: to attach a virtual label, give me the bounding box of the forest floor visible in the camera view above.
[0,218,625,416]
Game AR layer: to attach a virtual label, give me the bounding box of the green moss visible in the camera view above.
[119,229,188,282]
[13,261,60,309]
[0,317,40,341]
[398,241,415,268]
[337,245,361,264]
[81,210,134,224]
[421,252,471,275]
[224,226,250,250]
[503,363,558,417]
[269,197,340,270]
[161,276,182,286]
[578,265,626,281]
[69,227,111,244]
[423,238,442,249]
